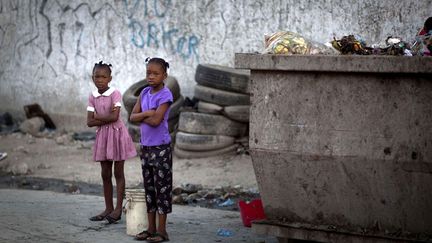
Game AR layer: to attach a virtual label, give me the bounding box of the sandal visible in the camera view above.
[89,214,108,221]
[105,214,121,224]
[146,232,169,242]
[134,230,154,241]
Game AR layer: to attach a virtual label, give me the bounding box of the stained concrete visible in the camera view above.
[235,54,432,242]
[0,189,276,243]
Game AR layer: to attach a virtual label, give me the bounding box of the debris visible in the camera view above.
[0,152,7,161]
[239,199,266,227]
[172,195,185,204]
[55,134,70,145]
[264,31,335,55]
[10,162,31,175]
[218,198,235,207]
[23,103,56,129]
[331,35,371,55]
[204,190,222,199]
[0,112,18,134]
[182,183,202,194]
[37,163,51,169]
[332,35,412,56]
[185,193,201,203]
[72,131,96,141]
[19,117,45,137]
[65,183,80,194]
[172,186,183,195]
[217,228,233,237]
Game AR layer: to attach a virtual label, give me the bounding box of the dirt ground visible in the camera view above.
[0,132,258,193]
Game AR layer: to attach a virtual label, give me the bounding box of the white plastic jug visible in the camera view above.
[124,188,148,236]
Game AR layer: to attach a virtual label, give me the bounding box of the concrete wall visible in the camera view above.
[0,0,431,130]
[236,54,432,240]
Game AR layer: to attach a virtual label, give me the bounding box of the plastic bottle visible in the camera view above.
[217,228,233,237]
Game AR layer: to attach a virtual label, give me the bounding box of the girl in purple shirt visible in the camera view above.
[130,57,173,242]
[87,61,137,224]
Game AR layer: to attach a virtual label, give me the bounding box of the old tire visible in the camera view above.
[178,112,247,137]
[169,95,184,120]
[197,101,223,114]
[194,84,250,106]
[223,105,250,123]
[127,116,179,143]
[195,64,250,94]
[127,122,141,143]
[168,115,179,133]
[174,144,238,159]
[123,80,148,115]
[175,131,235,151]
[123,76,181,115]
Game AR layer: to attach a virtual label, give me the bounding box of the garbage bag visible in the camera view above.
[263,31,335,55]
[331,35,371,55]
[411,33,432,56]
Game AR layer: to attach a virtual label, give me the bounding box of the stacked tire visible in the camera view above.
[174,64,250,159]
[122,76,183,143]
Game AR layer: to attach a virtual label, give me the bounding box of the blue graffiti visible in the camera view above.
[123,0,171,19]
[123,0,199,62]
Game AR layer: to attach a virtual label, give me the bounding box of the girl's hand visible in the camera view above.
[112,105,119,112]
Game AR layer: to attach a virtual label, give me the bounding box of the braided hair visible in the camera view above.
[93,61,112,75]
[145,57,169,74]
[425,17,432,33]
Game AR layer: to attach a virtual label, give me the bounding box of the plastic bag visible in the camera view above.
[263,31,335,55]
[411,33,432,56]
[331,35,371,55]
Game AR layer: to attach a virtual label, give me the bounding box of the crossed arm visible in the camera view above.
[129,94,170,127]
[87,106,120,127]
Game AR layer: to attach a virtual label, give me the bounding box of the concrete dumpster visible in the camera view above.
[235,54,432,243]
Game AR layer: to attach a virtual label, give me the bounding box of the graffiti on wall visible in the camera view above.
[123,0,199,62]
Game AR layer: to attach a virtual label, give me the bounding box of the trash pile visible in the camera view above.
[264,23,431,57]
[263,31,336,55]
[331,35,413,56]
[170,183,260,211]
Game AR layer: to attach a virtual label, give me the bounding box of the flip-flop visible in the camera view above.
[134,230,154,241]
[89,214,107,221]
[105,214,121,224]
[146,232,169,242]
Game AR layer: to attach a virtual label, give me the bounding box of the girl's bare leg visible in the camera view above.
[100,161,114,215]
[109,160,125,219]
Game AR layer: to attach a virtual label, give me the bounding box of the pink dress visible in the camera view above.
[87,87,137,162]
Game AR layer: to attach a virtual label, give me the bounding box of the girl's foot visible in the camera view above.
[89,210,112,221]
[146,232,169,242]
[106,209,122,224]
[107,209,122,219]
[134,230,155,241]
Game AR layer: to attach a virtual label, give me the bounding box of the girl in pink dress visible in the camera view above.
[87,61,137,224]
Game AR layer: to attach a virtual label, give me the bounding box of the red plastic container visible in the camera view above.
[238,199,266,227]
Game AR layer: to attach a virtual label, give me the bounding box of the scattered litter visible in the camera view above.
[217,228,233,237]
[239,199,266,227]
[0,112,18,134]
[218,198,235,207]
[24,103,56,129]
[331,35,370,55]
[0,152,7,161]
[72,131,96,141]
[19,117,45,137]
[332,35,412,56]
